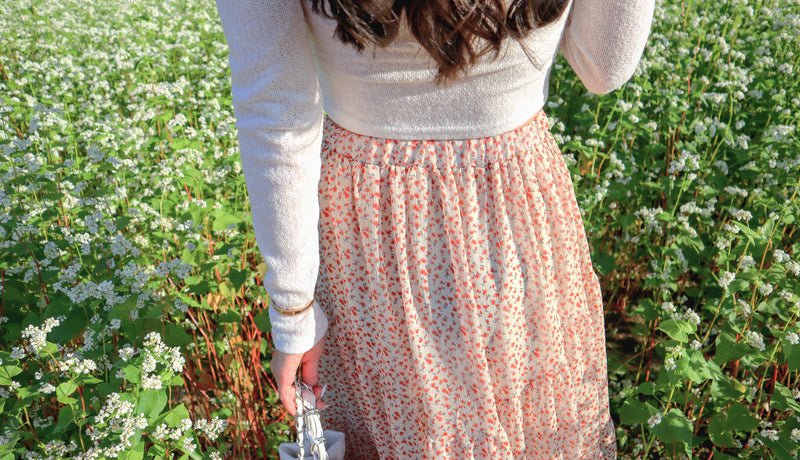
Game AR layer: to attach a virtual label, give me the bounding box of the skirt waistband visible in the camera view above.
[322,109,557,171]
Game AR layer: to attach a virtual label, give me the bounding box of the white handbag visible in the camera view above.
[278,379,345,460]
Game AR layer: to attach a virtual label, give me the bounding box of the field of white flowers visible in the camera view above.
[1,0,798,458]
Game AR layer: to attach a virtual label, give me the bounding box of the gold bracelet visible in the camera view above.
[270,298,314,316]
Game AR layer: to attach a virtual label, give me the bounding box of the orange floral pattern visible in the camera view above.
[315,110,616,459]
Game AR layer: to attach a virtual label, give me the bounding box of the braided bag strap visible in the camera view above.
[294,378,329,460]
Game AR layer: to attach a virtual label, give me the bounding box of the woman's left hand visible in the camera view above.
[271,335,327,416]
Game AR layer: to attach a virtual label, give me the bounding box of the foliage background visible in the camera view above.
[0,0,798,458]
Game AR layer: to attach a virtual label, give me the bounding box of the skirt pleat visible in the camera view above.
[315,110,616,459]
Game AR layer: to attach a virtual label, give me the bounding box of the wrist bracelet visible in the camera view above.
[271,298,314,316]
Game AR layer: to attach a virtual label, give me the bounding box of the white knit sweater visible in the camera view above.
[216,0,655,353]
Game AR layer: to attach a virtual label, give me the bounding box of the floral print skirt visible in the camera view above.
[315,110,617,459]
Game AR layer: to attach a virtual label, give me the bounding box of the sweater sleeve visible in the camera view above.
[216,0,328,354]
[559,0,655,94]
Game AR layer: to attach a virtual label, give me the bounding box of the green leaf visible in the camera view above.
[48,308,87,344]
[172,138,190,150]
[593,252,617,275]
[253,310,271,332]
[710,377,747,405]
[219,280,236,299]
[56,381,80,405]
[684,349,724,383]
[711,449,742,460]
[186,279,210,295]
[118,440,145,460]
[138,389,168,419]
[217,308,241,324]
[0,365,23,385]
[730,221,756,241]
[619,399,658,426]
[229,268,249,292]
[53,405,75,434]
[715,332,750,364]
[708,413,734,447]
[0,432,19,455]
[164,404,192,427]
[727,278,750,293]
[212,210,241,231]
[725,403,759,431]
[163,323,193,348]
[771,382,800,412]
[652,408,693,454]
[124,365,142,385]
[781,339,800,372]
[632,299,659,321]
[658,319,693,342]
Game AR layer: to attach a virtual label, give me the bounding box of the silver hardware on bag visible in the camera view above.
[294,378,329,460]
[278,378,345,460]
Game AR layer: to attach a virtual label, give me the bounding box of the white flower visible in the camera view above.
[119,344,135,362]
[195,418,228,441]
[153,423,170,439]
[682,309,701,326]
[39,383,56,394]
[772,249,792,263]
[737,299,751,317]
[761,429,779,441]
[647,413,662,428]
[175,298,189,313]
[729,208,753,221]
[182,437,196,452]
[787,332,799,345]
[179,418,193,432]
[10,347,26,360]
[142,352,157,374]
[141,374,162,390]
[718,271,736,290]
[758,283,774,296]
[21,317,61,353]
[745,331,766,352]
[791,428,800,443]
[738,254,756,270]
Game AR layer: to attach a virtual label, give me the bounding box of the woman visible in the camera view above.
[216,0,654,458]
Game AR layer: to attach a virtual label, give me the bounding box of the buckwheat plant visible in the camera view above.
[546,0,800,457]
[0,0,260,458]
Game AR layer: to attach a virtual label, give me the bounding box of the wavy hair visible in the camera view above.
[310,0,570,83]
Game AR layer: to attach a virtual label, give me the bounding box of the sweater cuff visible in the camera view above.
[269,300,328,354]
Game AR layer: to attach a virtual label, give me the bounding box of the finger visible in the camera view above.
[271,353,298,416]
[278,384,297,416]
[312,384,327,411]
[274,368,297,416]
[271,354,294,389]
[301,356,320,389]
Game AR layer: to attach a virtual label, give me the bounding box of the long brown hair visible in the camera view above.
[310,0,570,82]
